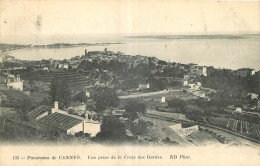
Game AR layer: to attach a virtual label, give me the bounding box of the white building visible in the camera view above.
[224,105,242,114]
[0,74,23,91]
[169,123,199,136]
[62,64,69,70]
[247,93,259,100]
[161,96,166,103]
[183,80,188,86]
[85,90,90,97]
[236,68,255,77]
[43,67,49,72]
[188,83,200,90]
[138,83,150,90]
[190,66,207,77]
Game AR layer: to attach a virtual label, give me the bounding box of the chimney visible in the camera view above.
[54,101,58,110]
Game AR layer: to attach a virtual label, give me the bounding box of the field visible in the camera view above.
[226,118,260,139]
[21,71,99,88]
[210,117,230,129]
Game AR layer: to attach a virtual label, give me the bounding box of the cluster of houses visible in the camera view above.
[0,73,23,91]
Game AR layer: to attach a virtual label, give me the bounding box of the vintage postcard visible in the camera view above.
[0,0,259,165]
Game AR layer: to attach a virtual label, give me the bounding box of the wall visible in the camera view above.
[169,123,182,130]
[138,84,149,89]
[169,124,199,136]
[182,125,199,136]
[83,122,101,137]
[67,122,84,136]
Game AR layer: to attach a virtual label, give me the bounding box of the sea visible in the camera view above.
[1,34,260,70]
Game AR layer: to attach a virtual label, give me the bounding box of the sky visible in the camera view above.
[0,0,260,41]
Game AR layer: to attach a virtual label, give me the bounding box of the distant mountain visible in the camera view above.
[125,34,260,40]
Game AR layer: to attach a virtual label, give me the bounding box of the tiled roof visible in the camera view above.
[37,112,83,131]
[26,105,51,120]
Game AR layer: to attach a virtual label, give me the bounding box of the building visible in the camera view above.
[247,93,259,100]
[161,96,166,103]
[183,80,188,86]
[169,123,199,136]
[190,66,207,77]
[236,68,255,77]
[62,64,69,70]
[29,102,101,136]
[43,67,49,72]
[257,99,260,109]
[112,109,126,117]
[68,104,87,115]
[224,105,242,114]
[138,83,150,90]
[196,82,202,87]
[0,74,23,91]
[85,90,90,97]
[37,112,85,135]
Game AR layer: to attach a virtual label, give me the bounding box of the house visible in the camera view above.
[85,90,90,97]
[161,96,166,103]
[224,105,242,114]
[112,109,126,117]
[0,74,23,91]
[62,64,69,70]
[190,66,207,77]
[34,102,101,136]
[236,68,255,77]
[68,104,86,115]
[247,93,259,100]
[169,123,199,136]
[37,112,85,136]
[196,82,202,87]
[188,83,200,90]
[138,83,150,90]
[88,51,104,56]
[43,67,49,72]
[183,80,188,86]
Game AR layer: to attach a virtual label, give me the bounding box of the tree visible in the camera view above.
[93,87,119,112]
[168,99,187,112]
[125,101,146,121]
[50,77,72,109]
[95,116,127,141]
[75,91,88,104]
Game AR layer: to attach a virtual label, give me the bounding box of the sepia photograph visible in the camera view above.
[0,0,259,165]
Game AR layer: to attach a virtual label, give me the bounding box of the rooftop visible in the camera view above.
[36,112,83,131]
[26,105,51,120]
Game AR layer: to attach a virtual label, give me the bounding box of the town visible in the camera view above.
[0,46,260,146]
